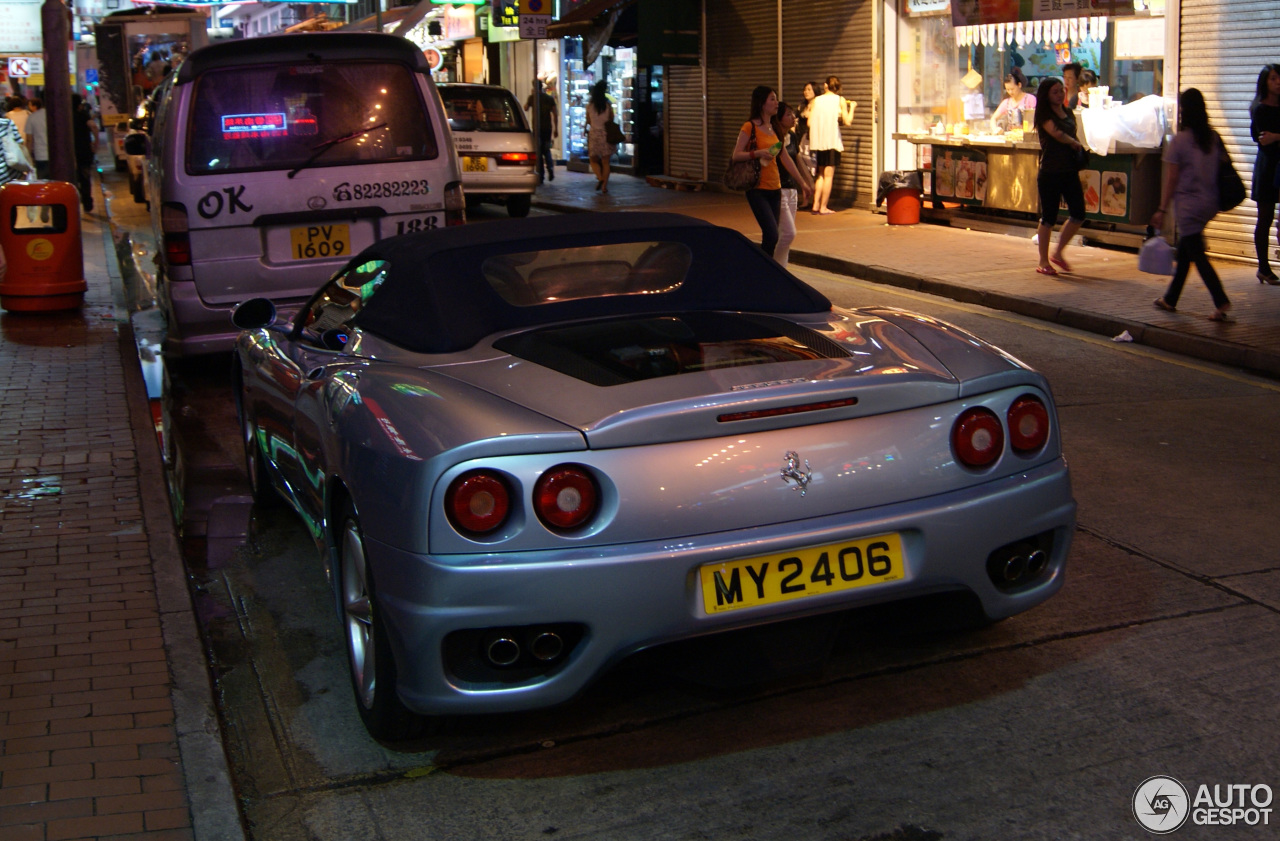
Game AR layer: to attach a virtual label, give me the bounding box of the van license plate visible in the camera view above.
[289,224,350,261]
[462,156,489,172]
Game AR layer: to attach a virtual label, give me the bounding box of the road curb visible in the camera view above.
[103,210,248,841]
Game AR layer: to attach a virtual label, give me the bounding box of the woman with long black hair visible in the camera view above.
[1249,63,1280,284]
[1032,77,1087,276]
[585,80,616,193]
[1151,88,1233,321]
[729,86,811,258]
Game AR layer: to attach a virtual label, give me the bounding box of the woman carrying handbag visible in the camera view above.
[1151,88,1233,322]
[729,86,812,259]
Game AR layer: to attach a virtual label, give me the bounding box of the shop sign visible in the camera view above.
[442,5,477,40]
[519,15,550,39]
[492,1,520,28]
[0,0,41,54]
[903,0,950,16]
[952,0,1135,27]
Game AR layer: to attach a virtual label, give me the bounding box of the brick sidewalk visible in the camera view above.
[0,180,240,840]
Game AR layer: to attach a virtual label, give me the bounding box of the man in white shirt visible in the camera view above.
[806,76,856,215]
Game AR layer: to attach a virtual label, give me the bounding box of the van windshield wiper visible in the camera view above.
[287,122,388,179]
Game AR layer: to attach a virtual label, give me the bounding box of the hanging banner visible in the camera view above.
[952,0,1135,27]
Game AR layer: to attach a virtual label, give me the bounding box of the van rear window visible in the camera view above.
[186,61,438,174]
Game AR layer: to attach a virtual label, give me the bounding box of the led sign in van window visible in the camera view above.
[221,113,288,140]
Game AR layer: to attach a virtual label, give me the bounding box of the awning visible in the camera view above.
[546,0,635,38]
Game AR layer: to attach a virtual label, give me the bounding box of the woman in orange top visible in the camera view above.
[730,86,812,258]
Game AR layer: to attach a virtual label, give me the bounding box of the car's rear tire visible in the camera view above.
[507,194,531,218]
[114,155,127,173]
[336,500,430,741]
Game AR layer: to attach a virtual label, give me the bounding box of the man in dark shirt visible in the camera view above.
[71,94,98,212]
[524,81,558,183]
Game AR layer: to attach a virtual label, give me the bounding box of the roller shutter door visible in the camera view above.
[705,0,779,189]
[782,0,874,207]
[1179,0,1280,260]
[666,64,705,181]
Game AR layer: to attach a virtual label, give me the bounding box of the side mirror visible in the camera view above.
[123,133,150,156]
[232,297,277,330]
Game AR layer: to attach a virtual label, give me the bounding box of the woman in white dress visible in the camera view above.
[585,80,616,194]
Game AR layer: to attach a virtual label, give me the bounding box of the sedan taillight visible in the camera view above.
[446,470,510,534]
[497,152,532,164]
[1007,395,1050,453]
[533,465,598,530]
[952,407,1004,468]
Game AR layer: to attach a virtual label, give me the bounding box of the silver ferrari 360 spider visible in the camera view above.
[231,212,1075,740]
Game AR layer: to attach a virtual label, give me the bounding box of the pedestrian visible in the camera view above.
[0,113,32,185]
[585,80,616,194]
[1078,69,1098,108]
[771,100,814,267]
[26,98,49,180]
[806,75,856,215]
[525,79,558,183]
[1032,77,1087,276]
[795,80,821,173]
[1249,63,1280,285]
[5,95,29,144]
[729,85,812,259]
[1151,88,1233,322]
[72,94,98,212]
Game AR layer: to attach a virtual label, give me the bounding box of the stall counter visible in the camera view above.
[894,133,1161,225]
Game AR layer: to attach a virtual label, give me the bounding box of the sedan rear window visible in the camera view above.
[186,61,437,174]
[439,88,527,132]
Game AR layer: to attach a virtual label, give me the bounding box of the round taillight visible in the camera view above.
[1007,395,1050,453]
[952,407,1004,468]
[446,470,511,535]
[533,465,598,530]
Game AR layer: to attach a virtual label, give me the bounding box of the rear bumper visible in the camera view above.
[162,278,305,356]
[461,170,538,197]
[368,458,1075,715]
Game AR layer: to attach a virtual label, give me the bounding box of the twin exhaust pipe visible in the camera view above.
[484,630,565,667]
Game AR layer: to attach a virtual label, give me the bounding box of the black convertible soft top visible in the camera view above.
[348,212,832,354]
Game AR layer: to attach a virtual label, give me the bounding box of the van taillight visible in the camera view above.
[444,182,466,226]
[161,203,191,266]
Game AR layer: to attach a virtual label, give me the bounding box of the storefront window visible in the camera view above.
[895,1,1164,138]
[563,39,636,168]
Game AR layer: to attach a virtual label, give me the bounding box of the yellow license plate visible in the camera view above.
[289,224,350,261]
[463,156,489,172]
[700,533,905,614]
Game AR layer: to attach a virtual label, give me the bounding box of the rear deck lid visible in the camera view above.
[444,310,961,448]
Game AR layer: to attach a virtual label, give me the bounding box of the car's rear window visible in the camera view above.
[482,242,690,306]
[439,88,527,132]
[186,61,438,174]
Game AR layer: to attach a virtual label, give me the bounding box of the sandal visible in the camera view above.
[1049,255,1073,272]
[1035,265,1059,276]
[1153,297,1176,312]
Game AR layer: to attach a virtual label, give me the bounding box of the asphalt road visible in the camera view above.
[104,175,1280,841]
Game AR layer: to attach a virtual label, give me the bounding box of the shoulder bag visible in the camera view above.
[1,121,32,177]
[723,123,760,191]
[604,118,626,145]
[1219,145,1246,212]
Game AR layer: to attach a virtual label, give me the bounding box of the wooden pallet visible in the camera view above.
[646,175,705,192]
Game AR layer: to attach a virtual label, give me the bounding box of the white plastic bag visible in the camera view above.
[1138,234,1175,276]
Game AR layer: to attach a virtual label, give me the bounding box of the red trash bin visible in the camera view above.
[885,187,922,225]
[0,181,87,312]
